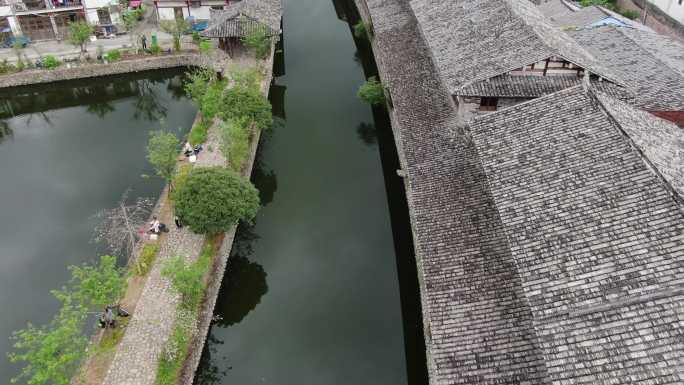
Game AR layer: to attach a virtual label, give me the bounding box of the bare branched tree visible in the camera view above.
[93,189,155,265]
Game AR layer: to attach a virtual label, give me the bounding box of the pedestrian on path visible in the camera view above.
[141,35,147,51]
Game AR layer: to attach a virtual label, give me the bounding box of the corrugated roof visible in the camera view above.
[408,0,623,95]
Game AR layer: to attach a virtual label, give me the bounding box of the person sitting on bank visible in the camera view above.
[148,216,167,234]
[183,141,194,157]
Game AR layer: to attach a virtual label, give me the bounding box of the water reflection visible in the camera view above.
[86,102,115,119]
[195,332,228,385]
[0,121,13,143]
[132,79,168,121]
[356,121,377,145]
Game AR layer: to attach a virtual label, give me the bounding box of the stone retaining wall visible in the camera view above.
[0,54,205,89]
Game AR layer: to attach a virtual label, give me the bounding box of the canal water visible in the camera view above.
[195,0,424,384]
[0,70,197,384]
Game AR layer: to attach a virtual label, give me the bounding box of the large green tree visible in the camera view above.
[174,167,260,234]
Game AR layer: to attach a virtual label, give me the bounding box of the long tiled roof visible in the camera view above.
[361,0,550,382]
[407,0,622,95]
[469,85,684,384]
[537,0,576,18]
[552,5,608,26]
[201,0,282,38]
[570,26,684,110]
[458,74,633,100]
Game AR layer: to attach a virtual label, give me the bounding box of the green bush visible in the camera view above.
[172,163,192,200]
[135,243,160,276]
[174,167,260,234]
[184,67,215,103]
[42,55,61,69]
[188,117,210,146]
[357,76,385,106]
[0,59,17,74]
[105,49,121,62]
[579,0,616,9]
[150,42,162,55]
[191,31,201,44]
[353,21,367,39]
[220,85,272,131]
[241,24,271,59]
[198,39,212,55]
[619,9,640,19]
[199,80,226,120]
[220,119,250,173]
[162,256,206,309]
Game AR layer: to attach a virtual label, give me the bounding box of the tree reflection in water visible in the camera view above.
[356,121,377,145]
[133,79,168,121]
[0,121,12,143]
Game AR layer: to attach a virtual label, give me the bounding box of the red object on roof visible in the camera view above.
[129,0,141,8]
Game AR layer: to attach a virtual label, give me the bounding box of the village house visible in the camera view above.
[0,0,119,40]
[357,0,684,383]
[408,0,628,125]
[153,0,229,22]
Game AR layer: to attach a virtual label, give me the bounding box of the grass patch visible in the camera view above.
[155,238,217,385]
[134,243,159,276]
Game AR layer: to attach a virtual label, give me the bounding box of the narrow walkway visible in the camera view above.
[101,53,253,385]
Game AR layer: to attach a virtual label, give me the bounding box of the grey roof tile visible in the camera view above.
[202,0,282,38]
[570,26,684,110]
[537,0,577,19]
[407,0,622,94]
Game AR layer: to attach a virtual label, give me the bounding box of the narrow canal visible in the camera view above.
[0,70,197,384]
[195,0,426,384]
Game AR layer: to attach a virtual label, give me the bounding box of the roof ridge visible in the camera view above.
[469,84,585,121]
[587,86,684,209]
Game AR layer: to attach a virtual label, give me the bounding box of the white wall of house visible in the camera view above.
[0,6,11,18]
[650,0,684,22]
[189,6,210,19]
[157,5,192,20]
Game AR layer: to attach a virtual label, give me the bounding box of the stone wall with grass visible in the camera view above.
[0,54,204,89]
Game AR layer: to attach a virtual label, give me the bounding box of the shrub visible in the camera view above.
[357,76,385,106]
[241,23,271,59]
[579,0,616,9]
[220,85,272,131]
[161,256,206,309]
[188,117,210,146]
[183,67,215,103]
[619,9,640,19]
[199,80,226,120]
[0,59,17,74]
[42,55,61,69]
[229,66,261,89]
[220,119,250,173]
[353,21,367,39]
[174,167,260,234]
[105,49,121,62]
[150,42,162,55]
[147,130,180,184]
[135,243,160,276]
[172,163,192,200]
[191,31,201,44]
[198,39,212,55]
[160,18,189,52]
[63,255,127,309]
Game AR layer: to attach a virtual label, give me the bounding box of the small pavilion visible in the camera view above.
[201,0,282,57]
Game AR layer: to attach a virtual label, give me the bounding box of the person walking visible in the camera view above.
[141,35,148,51]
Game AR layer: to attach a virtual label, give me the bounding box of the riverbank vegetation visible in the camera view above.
[357,76,385,106]
[579,0,640,19]
[8,256,126,385]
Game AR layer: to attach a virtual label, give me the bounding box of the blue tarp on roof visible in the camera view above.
[589,16,631,28]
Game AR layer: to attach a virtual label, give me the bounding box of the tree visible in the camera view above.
[160,18,189,52]
[68,21,94,57]
[9,256,126,385]
[184,67,216,103]
[147,130,180,184]
[357,76,385,106]
[93,189,154,261]
[121,9,141,50]
[174,167,260,234]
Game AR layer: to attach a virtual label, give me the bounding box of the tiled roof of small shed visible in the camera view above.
[551,5,609,27]
[407,0,622,95]
[570,26,684,110]
[202,0,282,38]
[469,85,684,384]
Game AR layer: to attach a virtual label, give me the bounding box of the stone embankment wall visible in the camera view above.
[0,54,205,89]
